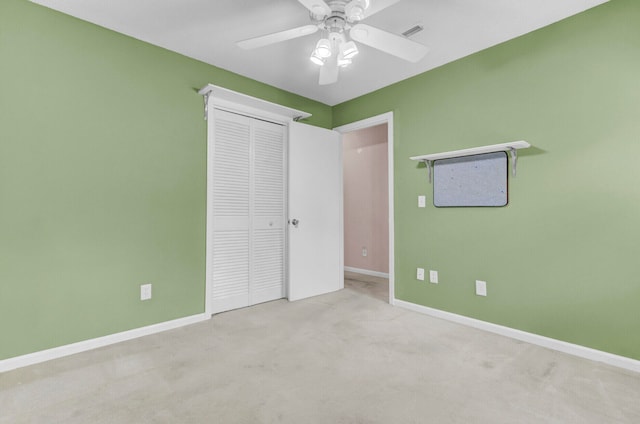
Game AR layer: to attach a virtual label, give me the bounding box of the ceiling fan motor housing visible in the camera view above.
[325,14,348,33]
[311,1,361,31]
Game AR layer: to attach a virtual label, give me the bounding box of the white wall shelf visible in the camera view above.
[410,140,531,181]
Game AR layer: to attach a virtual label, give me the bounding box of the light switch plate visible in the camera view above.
[140,283,152,301]
[475,280,487,296]
[417,268,425,281]
[418,195,426,208]
[429,270,438,284]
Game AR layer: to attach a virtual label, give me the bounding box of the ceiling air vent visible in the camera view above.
[402,25,424,38]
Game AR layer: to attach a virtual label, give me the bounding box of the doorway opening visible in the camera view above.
[335,113,394,304]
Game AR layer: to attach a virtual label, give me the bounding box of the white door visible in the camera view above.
[288,122,343,301]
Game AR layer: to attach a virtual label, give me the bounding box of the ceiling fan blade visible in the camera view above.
[350,24,428,62]
[364,0,402,19]
[319,57,339,85]
[297,0,332,18]
[237,24,318,50]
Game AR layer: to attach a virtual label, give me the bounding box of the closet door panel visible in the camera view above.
[211,110,251,313]
[251,121,285,304]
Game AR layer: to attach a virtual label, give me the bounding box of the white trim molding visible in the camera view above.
[334,112,395,306]
[395,300,640,374]
[344,266,390,279]
[0,313,209,373]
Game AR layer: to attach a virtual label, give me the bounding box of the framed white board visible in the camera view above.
[433,151,507,207]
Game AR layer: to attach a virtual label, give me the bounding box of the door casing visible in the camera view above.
[203,93,299,316]
[334,112,395,305]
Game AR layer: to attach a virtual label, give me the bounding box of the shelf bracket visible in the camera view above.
[203,92,211,121]
[509,147,518,177]
[426,160,434,183]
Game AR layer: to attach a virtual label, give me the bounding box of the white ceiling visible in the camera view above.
[31,0,607,106]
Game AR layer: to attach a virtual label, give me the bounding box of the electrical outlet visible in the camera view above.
[418,195,426,208]
[140,283,152,301]
[475,280,487,297]
[429,270,438,284]
[362,247,368,257]
[417,268,425,281]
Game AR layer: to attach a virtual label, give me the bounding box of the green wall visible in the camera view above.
[0,0,331,360]
[3,0,639,363]
[334,0,640,360]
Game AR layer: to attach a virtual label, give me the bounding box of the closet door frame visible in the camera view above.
[203,90,306,316]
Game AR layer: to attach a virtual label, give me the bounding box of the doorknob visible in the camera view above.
[290,218,299,228]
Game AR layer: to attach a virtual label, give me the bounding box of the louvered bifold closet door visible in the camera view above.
[211,109,251,313]
[211,109,286,314]
[251,120,286,305]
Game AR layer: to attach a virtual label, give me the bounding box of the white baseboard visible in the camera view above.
[394,299,640,374]
[0,313,210,373]
[344,266,389,279]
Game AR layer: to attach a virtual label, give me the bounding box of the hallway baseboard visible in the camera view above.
[344,267,389,279]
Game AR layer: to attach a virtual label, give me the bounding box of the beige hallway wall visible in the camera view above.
[343,124,389,274]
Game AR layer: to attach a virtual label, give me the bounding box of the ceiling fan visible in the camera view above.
[237,0,428,85]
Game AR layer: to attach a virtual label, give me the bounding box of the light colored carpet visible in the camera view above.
[1,274,639,423]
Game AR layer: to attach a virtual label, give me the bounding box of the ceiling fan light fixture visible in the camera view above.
[337,53,352,68]
[310,50,326,65]
[340,40,359,59]
[314,38,333,58]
